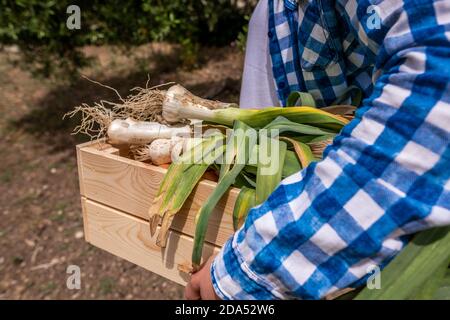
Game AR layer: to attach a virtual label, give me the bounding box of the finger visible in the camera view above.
[199,272,219,300]
[192,254,216,274]
[185,281,201,300]
[192,262,206,274]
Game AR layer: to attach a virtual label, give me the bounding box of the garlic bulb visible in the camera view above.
[107,118,191,145]
[162,85,236,124]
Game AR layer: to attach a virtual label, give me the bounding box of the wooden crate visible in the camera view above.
[76,140,239,285]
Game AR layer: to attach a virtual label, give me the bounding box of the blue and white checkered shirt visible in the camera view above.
[211,0,450,299]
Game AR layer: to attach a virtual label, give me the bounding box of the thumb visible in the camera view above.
[185,276,201,300]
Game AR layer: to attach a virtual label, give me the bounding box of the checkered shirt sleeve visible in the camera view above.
[211,0,450,300]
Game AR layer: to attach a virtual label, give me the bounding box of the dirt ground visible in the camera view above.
[0,43,244,299]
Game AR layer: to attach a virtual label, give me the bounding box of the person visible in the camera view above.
[185,0,450,300]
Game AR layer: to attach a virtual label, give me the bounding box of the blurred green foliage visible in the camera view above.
[0,0,254,76]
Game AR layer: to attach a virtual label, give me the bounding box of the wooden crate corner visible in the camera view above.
[76,140,237,285]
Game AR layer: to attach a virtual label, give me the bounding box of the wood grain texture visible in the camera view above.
[78,140,237,246]
[82,198,220,286]
[80,197,90,243]
[76,140,93,196]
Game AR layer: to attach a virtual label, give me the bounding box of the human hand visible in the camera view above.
[185,256,220,300]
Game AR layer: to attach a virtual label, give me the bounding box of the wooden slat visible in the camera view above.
[82,198,220,286]
[78,140,237,246]
[76,141,92,196]
[80,197,90,243]
[76,140,118,196]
